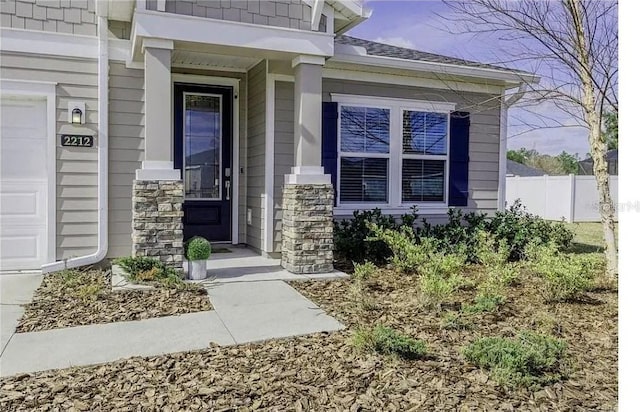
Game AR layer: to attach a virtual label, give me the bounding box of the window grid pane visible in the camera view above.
[340,106,390,154]
[340,157,388,203]
[402,159,446,202]
[403,111,448,155]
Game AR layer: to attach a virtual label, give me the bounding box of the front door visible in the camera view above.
[174,84,232,242]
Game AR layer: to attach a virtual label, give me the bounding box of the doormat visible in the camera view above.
[211,247,233,254]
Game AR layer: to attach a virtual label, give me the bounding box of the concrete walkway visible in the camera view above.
[0,273,43,356]
[0,278,344,377]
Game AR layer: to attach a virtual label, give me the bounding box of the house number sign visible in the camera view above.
[61,135,94,148]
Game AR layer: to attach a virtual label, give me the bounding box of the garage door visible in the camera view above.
[0,97,49,271]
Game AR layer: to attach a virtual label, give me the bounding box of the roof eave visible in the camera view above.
[329,52,540,86]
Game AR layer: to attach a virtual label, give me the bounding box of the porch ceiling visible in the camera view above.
[172,50,260,72]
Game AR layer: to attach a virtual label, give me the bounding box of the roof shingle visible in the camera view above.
[335,35,521,73]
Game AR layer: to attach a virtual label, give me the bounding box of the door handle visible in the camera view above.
[225,180,231,200]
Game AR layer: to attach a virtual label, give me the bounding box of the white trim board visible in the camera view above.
[171,74,241,244]
[0,79,57,265]
[264,68,276,253]
[0,28,131,62]
[131,10,335,63]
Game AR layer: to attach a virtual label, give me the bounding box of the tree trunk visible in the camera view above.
[568,0,618,277]
[587,116,618,277]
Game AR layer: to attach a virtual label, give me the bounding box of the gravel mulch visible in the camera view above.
[15,270,213,333]
[1,266,616,411]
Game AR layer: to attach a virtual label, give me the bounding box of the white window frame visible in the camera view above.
[331,94,456,215]
[337,102,393,207]
[400,107,450,205]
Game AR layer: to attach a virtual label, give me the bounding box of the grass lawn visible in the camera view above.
[0,254,617,410]
[566,222,618,254]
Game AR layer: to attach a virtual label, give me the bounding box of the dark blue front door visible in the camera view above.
[174,83,232,242]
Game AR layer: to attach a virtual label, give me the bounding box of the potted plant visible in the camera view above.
[185,236,211,280]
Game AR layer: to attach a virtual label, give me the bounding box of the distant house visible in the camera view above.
[578,150,618,175]
[506,160,545,177]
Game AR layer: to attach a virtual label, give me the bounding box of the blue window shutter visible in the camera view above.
[448,111,470,206]
[322,102,339,203]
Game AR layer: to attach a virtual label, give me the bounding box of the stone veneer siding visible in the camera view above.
[280,184,333,274]
[132,180,184,268]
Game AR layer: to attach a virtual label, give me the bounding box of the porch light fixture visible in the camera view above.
[71,108,83,124]
[67,101,86,125]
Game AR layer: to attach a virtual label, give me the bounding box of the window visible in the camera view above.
[333,95,456,209]
[338,106,390,203]
[401,111,448,202]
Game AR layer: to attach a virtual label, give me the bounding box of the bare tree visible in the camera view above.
[442,0,618,277]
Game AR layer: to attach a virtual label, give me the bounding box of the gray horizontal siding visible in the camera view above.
[272,81,294,252]
[1,51,99,259]
[246,60,266,250]
[107,61,144,259]
[1,0,97,36]
[147,0,317,31]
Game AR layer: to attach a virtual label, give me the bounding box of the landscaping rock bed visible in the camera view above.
[2,266,616,410]
[15,270,213,333]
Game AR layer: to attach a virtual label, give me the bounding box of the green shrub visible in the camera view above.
[114,256,186,289]
[463,331,568,388]
[350,261,377,311]
[440,311,473,330]
[525,242,598,302]
[334,208,416,265]
[474,230,510,267]
[353,325,428,359]
[464,275,506,313]
[333,201,574,266]
[185,236,212,261]
[370,225,435,274]
[353,261,377,282]
[419,270,463,312]
[487,201,574,261]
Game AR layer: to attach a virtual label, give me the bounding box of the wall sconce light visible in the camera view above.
[71,108,83,124]
[68,101,86,125]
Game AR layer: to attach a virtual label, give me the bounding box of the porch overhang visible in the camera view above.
[129,10,335,65]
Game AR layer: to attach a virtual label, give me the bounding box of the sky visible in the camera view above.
[347,0,596,157]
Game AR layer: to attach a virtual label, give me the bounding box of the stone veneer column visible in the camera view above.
[131,39,184,268]
[281,184,334,274]
[281,56,333,274]
[132,180,184,268]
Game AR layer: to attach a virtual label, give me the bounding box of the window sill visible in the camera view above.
[334,205,450,216]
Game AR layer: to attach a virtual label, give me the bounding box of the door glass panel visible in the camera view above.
[184,93,222,200]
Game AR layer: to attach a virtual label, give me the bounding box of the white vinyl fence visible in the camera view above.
[506,175,618,222]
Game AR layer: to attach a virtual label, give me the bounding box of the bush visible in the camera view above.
[464,274,506,313]
[370,225,435,274]
[333,208,405,265]
[333,201,574,266]
[352,261,377,282]
[185,236,212,261]
[350,261,378,311]
[419,272,462,312]
[487,201,574,261]
[114,256,186,289]
[352,325,428,359]
[525,242,598,302]
[463,331,568,388]
[440,311,473,330]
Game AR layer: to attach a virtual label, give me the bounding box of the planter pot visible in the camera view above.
[187,260,207,280]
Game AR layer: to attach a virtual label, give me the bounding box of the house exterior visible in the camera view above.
[0,0,535,274]
[578,150,618,175]
[506,159,545,177]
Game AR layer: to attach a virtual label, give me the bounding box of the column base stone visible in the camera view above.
[131,179,184,269]
[280,183,334,274]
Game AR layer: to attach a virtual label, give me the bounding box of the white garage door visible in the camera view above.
[0,97,50,271]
